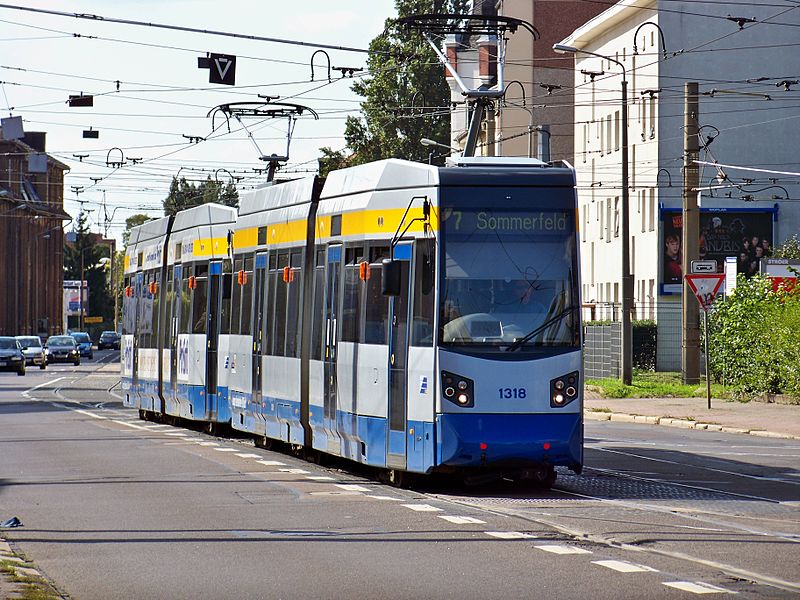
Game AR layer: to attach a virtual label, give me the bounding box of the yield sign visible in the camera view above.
[209,53,236,85]
[685,274,725,311]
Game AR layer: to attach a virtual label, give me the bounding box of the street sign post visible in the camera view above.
[685,274,725,409]
[691,260,717,273]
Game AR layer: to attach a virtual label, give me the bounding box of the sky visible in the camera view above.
[0,0,397,242]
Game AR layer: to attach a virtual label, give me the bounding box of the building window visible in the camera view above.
[606,115,612,155]
[640,189,646,233]
[613,197,619,238]
[649,188,656,231]
[615,110,620,151]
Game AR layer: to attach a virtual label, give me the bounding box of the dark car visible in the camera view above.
[70,332,94,359]
[98,331,121,350]
[15,335,46,369]
[46,335,81,365]
[0,336,26,376]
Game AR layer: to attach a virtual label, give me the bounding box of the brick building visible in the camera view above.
[0,133,70,337]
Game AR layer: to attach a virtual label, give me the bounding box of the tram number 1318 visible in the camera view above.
[499,387,527,399]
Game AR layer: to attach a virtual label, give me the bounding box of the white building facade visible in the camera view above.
[559,0,800,369]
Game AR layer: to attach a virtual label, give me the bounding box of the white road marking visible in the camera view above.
[112,420,149,430]
[143,424,171,429]
[25,376,66,394]
[235,453,262,459]
[535,545,592,555]
[256,460,286,466]
[74,409,107,420]
[310,491,363,496]
[592,560,657,573]
[401,504,442,512]
[305,476,335,481]
[212,447,238,452]
[663,582,734,594]
[438,516,486,525]
[365,495,403,501]
[165,432,188,437]
[485,531,536,540]
[199,442,219,447]
[279,468,310,474]
[335,484,371,492]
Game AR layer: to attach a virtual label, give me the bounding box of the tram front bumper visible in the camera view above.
[436,412,582,470]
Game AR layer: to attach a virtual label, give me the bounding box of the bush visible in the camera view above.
[632,319,657,371]
[708,275,800,399]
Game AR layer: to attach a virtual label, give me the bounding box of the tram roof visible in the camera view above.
[130,216,170,247]
[172,202,237,234]
[320,159,435,199]
[238,177,318,216]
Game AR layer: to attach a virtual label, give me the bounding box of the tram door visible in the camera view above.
[251,253,268,408]
[387,243,412,469]
[206,261,223,402]
[169,265,180,397]
[132,271,143,394]
[323,245,342,453]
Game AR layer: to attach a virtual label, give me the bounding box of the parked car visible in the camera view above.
[98,331,121,350]
[70,331,94,359]
[46,336,81,365]
[0,336,26,376]
[15,335,46,369]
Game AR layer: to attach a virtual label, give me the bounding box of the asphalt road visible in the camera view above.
[0,355,798,599]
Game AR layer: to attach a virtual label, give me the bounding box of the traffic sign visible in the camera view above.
[685,274,724,311]
[209,53,236,85]
[691,260,717,273]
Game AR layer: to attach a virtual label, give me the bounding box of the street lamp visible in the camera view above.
[554,43,633,385]
[420,138,460,153]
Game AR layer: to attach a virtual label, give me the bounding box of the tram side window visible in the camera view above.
[180,271,191,334]
[364,261,389,345]
[138,272,154,349]
[310,248,325,360]
[123,276,134,335]
[341,246,364,343]
[272,252,289,356]
[240,255,254,336]
[220,273,232,335]
[230,257,243,335]
[285,250,303,358]
[163,266,174,349]
[411,239,435,347]
[192,263,209,334]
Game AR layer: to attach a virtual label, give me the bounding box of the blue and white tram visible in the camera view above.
[122,204,237,426]
[124,156,583,483]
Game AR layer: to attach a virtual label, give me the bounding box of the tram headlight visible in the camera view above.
[441,370,474,408]
[550,371,579,408]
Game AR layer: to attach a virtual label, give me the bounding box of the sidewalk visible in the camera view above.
[584,392,800,440]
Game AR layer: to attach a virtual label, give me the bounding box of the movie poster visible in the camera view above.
[661,209,774,293]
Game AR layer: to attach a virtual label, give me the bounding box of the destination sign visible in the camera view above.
[445,209,570,234]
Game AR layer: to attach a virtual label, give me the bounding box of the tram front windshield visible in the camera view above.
[440,202,579,350]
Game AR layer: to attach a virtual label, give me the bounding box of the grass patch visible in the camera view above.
[0,558,62,600]
[587,371,731,399]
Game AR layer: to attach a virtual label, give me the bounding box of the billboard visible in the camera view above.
[661,209,775,294]
[63,280,88,316]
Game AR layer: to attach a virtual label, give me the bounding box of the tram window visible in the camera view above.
[180,272,191,334]
[273,252,289,356]
[311,263,325,360]
[269,253,277,270]
[370,246,390,263]
[231,257,243,335]
[164,267,174,348]
[411,239,435,347]
[341,264,360,343]
[261,271,272,351]
[364,261,388,345]
[220,273,232,335]
[192,264,208,334]
[286,265,301,357]
[123,276,133,335]
[240,255,254,336]
[266,268,278,355]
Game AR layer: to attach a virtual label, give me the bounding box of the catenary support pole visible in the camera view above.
[682,82,700,384]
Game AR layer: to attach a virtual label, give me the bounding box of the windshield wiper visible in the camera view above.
[505,305,578,352]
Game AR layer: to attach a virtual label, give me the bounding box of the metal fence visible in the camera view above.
[582,301,698,381]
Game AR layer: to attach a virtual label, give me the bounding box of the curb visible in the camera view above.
[584,410,799,440]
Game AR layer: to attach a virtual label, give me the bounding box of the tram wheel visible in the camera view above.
[138,409,147,421]
[388,469,414,489]
[254,436,272,450]
[204,422,217,436]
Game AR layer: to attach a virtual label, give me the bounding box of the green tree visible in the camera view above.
[122,213,151,247]
[64,211,114,328]
[163,176,239,216]
[774,234,800,260]
[339,0,467,166]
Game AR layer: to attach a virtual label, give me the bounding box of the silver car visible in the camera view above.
[15,336,47,369]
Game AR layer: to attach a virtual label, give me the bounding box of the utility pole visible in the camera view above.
[682,82,700,384]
